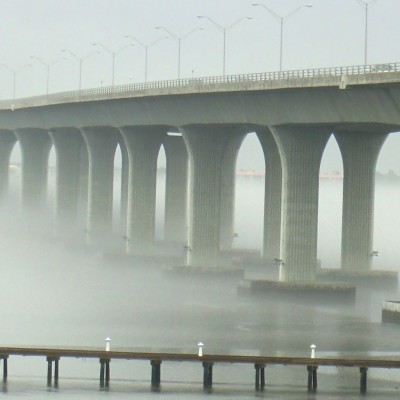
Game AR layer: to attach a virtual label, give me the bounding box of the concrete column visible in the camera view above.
[0,130,17,200]
[163,134,188,244]
[181,124,247,267]
[81,126,119,245]
[219,133,246,251]
[14,128,52,211]
[49,128,83,233]
[78,140,89,223]
[256,127,282,261]
[119,137,129,235]
[120,126,166,254]
[334,127,388,272]
[271,125,331,281]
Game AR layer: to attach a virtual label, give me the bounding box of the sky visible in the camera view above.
[2,0,400,172]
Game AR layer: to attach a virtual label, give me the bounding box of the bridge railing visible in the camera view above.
[1,62,399,109]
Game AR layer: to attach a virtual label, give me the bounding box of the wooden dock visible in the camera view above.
[0,346,400,393]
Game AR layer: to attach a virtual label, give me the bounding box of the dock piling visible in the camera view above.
[203,362,213,389]
[307,365,318,391]
[46,356,60,386]
[254,363,265,390]
[99,358,111,387]
[151,360,161,389]
[360,367,368,394]
[1,356,8,380]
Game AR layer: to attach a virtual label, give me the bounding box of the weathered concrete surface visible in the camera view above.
[0,130,17,200]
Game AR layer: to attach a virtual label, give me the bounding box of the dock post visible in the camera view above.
[47,357,53,385]
[151,360,162,389]
[99,359,105,386]
[360,367,368,394]
[307,366,318,391]
[99,358,110,387]
[2,356,8,380]
[254,364,266,391]
[203,362,213,389]
[105,360,110,385]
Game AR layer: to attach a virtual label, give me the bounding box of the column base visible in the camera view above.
[238,280,356,304]
[382,301,400,323]
[317,269,398,288]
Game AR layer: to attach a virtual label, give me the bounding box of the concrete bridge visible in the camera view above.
[0,62,399,282]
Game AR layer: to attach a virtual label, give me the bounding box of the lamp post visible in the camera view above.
[29,56,66,95]
[124,35,168,82]
[155,26,204,79]
[0,64,31,102]
[197,16,253,76]
[356,0,379,66]
[92,43,134,86]
[61,50,100,90]
[252,3,312,71]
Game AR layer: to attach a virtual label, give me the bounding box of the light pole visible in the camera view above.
[0,64,31,102]
[124,35,168,82]
[92,43,134,86]
[252,3,312,71]
[197,16,253,76]
[155,26,204,79]
[30,56,66,95]
[356,0,379,66]
[61,50,100,90]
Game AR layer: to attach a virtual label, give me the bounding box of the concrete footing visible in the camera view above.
[382,301,400,323]
[317,269,398,289]
[238,280,356,303]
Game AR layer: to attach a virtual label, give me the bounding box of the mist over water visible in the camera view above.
[1,135,400,398]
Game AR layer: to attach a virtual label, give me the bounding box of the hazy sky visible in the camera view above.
[2,0,400,172]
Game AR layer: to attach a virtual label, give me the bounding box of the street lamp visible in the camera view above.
[61,50,100,90]
[252,3,312,71]
[356,0,379,66]
[30,56,67,95]
[124,35,168,82]
[92,43,134,86]
[197,16,253,76]
[155,26,204,79]
[0,64,31,102]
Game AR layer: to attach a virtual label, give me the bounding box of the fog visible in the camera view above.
[1,131,400,397]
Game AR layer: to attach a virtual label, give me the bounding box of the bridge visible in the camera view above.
[0,62,399,282]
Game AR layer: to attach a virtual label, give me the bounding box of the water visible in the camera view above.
[1,169,400,398]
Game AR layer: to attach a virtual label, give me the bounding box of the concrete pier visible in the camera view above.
[271,125,331,282]
[163,134,188,244]
[181,124,248,267]
[81,127,119,245]
[256,127,282,262]
[49,128,83,233]
[334,127,388,272]
[119,137,129,235]
[219,132,246,251]
[0,130,16,201]
[14,128,52,211]
[121,126,166,254]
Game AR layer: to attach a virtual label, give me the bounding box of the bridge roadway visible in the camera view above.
[0,62,400,281]
[0,346,399,393]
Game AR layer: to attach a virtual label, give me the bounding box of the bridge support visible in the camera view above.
[219,133,246,251]
[271,125,331,281]
[121,126,166,254]
[46,356,60,386]
[257,127,282,262]
[151,360,162,389]
[81,127,119,246]
[181,124,247,267]
[99,358,111,387]
[202,362,213,389]
[0,130,17,202]
[307,365,318,391]
[15,129,52,213]
[119,137,129,235]
[254,363,265,391]
[163,134,188,244]
[334,128,388,273]
[49,128,83,235]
